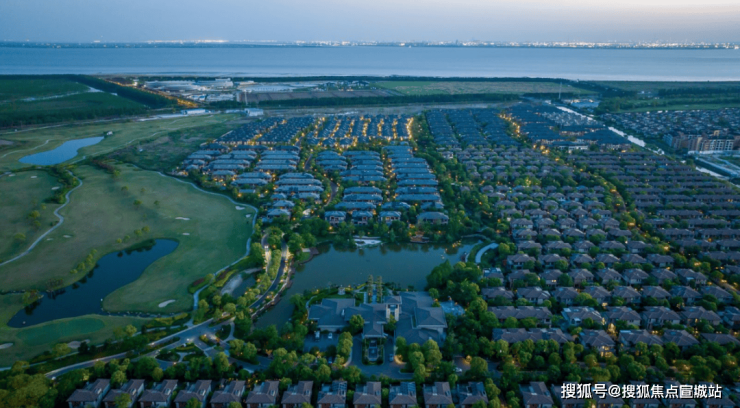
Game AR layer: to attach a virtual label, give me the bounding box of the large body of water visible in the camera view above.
[19,136,103,165]
[1,47,739,80]
[257,240,478,327]
[8,239,178,327]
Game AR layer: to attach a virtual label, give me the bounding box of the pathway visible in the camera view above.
[474,242,499,264]
[0,170,82,267]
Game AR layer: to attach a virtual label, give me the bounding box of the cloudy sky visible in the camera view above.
[1,0,738,43]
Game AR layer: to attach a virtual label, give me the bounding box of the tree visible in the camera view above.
[414,365,427,383]
[349,315,365,334]
[214,352,231,377]
[186,398,201,408]
[13,233,26,242]
[114,393,132,408]
[111,370,127,388]
[133,199,142,209]
[152,367,164,382]
[422,339,443,371]
[123,324,137,338]
[469,357,489,378]
[316,364,332,383]
[52,343,72,358]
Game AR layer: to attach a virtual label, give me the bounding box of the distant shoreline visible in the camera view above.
[1,42,738,50]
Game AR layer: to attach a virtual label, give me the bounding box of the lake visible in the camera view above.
[8,239,178,327]
[257,240,479,327]
[1,47,740,80]
[19,136,104,165]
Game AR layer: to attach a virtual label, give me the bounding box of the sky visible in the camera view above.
[0,0,738,43]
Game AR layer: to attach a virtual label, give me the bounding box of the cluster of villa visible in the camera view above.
[506,104,630,151]
[306,114,412,148]
[265,172,325,221]
[426,109,517,148]
[322,145,449,228]
[432,138,740,355]
[66,378,508,408]
[65,378,738,408]
[602,108,740,140]
[178,116,316,182]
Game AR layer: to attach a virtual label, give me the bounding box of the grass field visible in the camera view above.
[0,77,89,102]
[0,114,238,172]
[0,92,149,127]
[0,310,147,365]
[107,120,240,172]
[0,164,254,313]
[0,170,62,262]
[621,102,740,113]
[592,81,740,92]
[374,81,594,96]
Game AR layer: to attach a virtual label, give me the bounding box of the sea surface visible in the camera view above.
[1,47,739,80]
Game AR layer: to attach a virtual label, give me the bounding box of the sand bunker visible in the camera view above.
[158,300,176,308]
[30,176,37,179]
[67,340,89,349]
[0,343,12,350]
[63,235,72,238]
[175,217,190,220]
[182,233,190,236]
[235,206,244,210]
[51,186,60,190]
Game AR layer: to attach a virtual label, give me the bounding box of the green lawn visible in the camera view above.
[0,77,89,102]
[0,294,25,329]
[0,170,62,262]
[107,120,241,172]
[374,81,594,96]
[0,313,147,365]
[0,114,237,172]
[0,164,254,313]
[592,81,740,92]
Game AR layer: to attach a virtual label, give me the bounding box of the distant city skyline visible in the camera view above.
[1,0,738,43]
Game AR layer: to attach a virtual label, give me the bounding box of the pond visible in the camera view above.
[19,136,104,165]
[257,239,479,327]
[8,239,179,327]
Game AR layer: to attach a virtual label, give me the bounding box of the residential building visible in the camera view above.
[138,380,178,408]
[103,380,145,408]
[174,381,212,408]
[246,381,280,408]
[68,379,111,408]
[317,381,347,408]
[282,381,314,408]
[211,381,246,408]
[353,383,382,408]
[423,382,453,408]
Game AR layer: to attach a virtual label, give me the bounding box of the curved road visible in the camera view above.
[0,171,83,267]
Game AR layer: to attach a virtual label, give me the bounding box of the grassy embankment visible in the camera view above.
[0,164,254,314]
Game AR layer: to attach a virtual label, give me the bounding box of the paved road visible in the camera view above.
[250,241,289,312]
[0,170,83,267]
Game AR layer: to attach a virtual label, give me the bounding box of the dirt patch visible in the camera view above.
[0,140,13,146]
